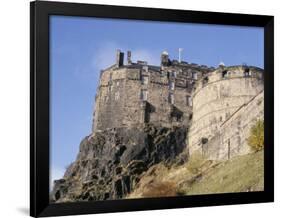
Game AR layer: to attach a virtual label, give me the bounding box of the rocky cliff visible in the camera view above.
[51,124,188,202]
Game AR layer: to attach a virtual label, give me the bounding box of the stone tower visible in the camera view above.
[188,65,264,159]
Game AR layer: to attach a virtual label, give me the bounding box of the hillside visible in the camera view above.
[127,150,264,198]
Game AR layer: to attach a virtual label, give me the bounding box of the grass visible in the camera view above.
[127,150,264,198]
[185,150,264,195]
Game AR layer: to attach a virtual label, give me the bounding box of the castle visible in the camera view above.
[92,50,264,160]
[51,50,265,202]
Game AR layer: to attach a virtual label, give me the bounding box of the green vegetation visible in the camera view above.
[183,151,264,195]
[185,151,205,174]
[247,119,264,152]
[128,150,264,198]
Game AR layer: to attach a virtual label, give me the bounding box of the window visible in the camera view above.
[203,77,209,85]
[116,81,119,86]
[186,81,189,88]
[192,72,197,80]
[186,96,192,106]
[142,76,149,85]
[115,91,120,100]
[168,93,174,104]
[171,71,177,78]
[140,89,148,101]
[244,68,251,77]
[169,81,175,90]
[222,70,227,78]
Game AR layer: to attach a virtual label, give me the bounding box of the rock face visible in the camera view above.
[51,124,188,202]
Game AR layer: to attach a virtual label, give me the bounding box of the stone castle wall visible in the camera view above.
[188,66,264,156]
[202,90,264,160]
[92,50,213,132]
[93,66,194,131]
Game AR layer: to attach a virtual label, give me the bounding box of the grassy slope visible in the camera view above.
[127,150,264,198]
[185,151,264,195]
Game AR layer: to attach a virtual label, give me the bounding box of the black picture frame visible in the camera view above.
[30,1,274,217]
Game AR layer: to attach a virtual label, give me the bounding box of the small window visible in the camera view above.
[192,72,198,80]
[142,76,149,85]
[168,93,174,104]
[244,68,250,77]
[115,92,120,100]
[169,81,175,90]
[201,137,208,145]
[203,77,209,85]
[140,90,148,101]
[170,71,177,78]
[222,70,227,78]
[186,96,192,106]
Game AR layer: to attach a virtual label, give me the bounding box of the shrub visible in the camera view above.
[247,119,264,152]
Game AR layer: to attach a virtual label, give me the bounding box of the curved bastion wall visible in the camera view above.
[188,66,264,154]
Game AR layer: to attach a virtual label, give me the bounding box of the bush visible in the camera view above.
[247,119,264,152]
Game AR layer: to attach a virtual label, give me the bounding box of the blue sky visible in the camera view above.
[50,15,264,187]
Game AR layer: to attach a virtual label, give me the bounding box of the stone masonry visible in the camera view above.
[188,65,264,159]
[92,50,214,132]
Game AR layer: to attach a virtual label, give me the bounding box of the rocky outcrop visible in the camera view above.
[51,124,188,202]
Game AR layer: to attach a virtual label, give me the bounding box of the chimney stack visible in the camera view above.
[116,49,124,67]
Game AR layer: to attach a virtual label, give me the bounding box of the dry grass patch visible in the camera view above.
[142,181,178,198]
